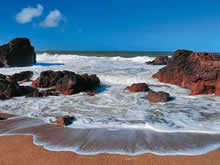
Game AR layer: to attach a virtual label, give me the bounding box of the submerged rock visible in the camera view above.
[153,50,220,96]
[56,115,76,126]
[126,83,149,92]
[0,38,36,67]
[148,91,171,103]
[146,56,169,65]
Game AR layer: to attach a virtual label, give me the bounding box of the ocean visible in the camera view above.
[0,51,220,155]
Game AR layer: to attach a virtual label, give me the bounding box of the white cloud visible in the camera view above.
[40,10,63,28]
[16,4,43,24]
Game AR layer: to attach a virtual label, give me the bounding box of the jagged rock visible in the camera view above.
[126,83,149,92]
[153,50,220,96]
[0,38,36,67]
[26,89,59,97]
[146,56,169,65]
[88,91,96,96]
[148,91,171,103]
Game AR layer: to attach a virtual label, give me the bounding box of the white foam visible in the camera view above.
[0,53,220,134]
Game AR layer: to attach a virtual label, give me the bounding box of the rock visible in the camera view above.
[56,115,76,126]
[56,73,100,95]
[8,71,33,83]
[153,50,220,96]
[146,56,169,65]
[126,83,149,92]
[26,89,59,97]
[0,74,7,80]
[0,38,36,67]
[88,91,96,96]
[0,79,36,100]
[148,91,171,103]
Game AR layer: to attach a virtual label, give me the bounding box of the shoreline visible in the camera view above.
[0,135,219,165]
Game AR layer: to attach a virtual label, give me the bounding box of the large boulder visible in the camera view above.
[56,73,100,95]
[146,56,169,65]
[153,50,220,96]
[32,70,100,95]
[148,91,171,103]
[0,38,36,67]
[126,83,149,92]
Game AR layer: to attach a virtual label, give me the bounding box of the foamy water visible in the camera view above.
[0,53,220,155]
[0,53,220,132]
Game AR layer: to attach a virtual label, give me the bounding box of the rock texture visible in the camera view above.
[26,89,59,98]
[8,71,33,83]
[32,70,100,95]
[153,50,220,96]
[0,79,36,100]
[0,38,36,67]
[56,115,76,126]
[88,91,96,96]
[146,56,169,65]
[126,83,149,92]
[148,91,171,103]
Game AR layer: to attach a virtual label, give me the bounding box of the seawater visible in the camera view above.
[0,53,220,155]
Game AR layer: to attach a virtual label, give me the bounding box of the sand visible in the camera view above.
[0,135,219,165]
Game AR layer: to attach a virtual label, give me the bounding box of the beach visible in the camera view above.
[0,135,219,165]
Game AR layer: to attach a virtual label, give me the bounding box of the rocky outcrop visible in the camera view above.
[126,83,149,92]
[148,91,171,103]
[146,56,169,65]
[56,115,76,126]
[0,38,36,67]
[153,50,220,96]
[32,70,100,95]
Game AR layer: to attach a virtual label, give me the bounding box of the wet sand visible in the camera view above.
[0,135,219,165]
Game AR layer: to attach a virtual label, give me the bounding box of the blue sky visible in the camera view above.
[0,0,220,51]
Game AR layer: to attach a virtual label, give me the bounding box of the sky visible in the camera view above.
[0,0,220,51]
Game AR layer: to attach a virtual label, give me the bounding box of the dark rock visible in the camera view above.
[0,38,36,67]
[56,72,100,95]
[153,50,220,96]
[148,91,171,103]
[126,83,149,92]
[0,79,36,100]
[56,115,76,126]
[0,74,7,80]
[146,56,169,65]
[8,71,33,83]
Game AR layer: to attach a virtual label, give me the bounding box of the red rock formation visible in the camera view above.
[126,83,149,92]
[148,91,171,103]
[32,70,100,95]
[153,50,220,96]
[146,56,169,65]
[56,115,76,126]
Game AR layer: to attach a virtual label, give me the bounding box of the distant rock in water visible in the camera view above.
[146,56,169,65]
[153,49,220,96]
[32,70,100,95]
[126,83,149,92]
[0,38,36,67]
[148,91,171,103]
